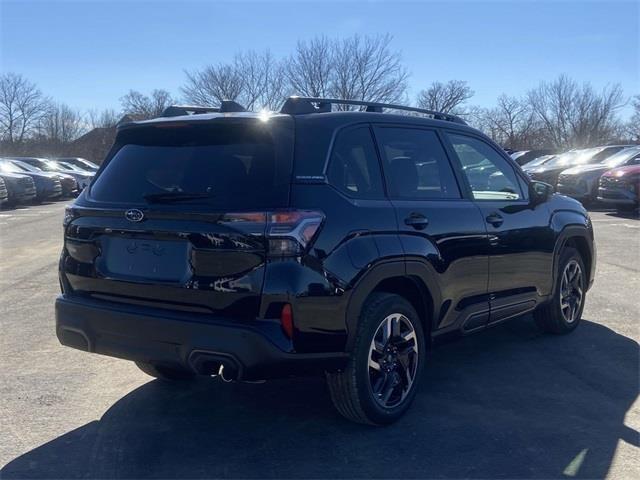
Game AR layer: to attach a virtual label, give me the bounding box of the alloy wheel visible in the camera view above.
[367,313,419,408]
[560,260,583,323]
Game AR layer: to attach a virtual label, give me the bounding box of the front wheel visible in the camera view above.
[534,247,586,334]
[326,293,426,425]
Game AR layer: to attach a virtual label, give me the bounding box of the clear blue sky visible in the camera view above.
[1,0,637,116]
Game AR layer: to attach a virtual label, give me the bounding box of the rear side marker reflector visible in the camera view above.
[281,304,294,339]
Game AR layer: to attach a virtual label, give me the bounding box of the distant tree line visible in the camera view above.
[1,34,637,161]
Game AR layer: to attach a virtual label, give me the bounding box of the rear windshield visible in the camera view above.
[89,121,292,209]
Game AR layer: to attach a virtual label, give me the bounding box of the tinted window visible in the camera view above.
[327,126,384,199]
[90,123,291,209]
[376,127,460,199]
[448,134,523,201]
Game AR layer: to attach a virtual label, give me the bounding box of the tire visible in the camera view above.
[534,247,586,334]
[326,293,426,425]
[135,361,196,381]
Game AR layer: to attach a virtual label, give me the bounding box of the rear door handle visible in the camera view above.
[404,213,429,230]
[486,212,504,227]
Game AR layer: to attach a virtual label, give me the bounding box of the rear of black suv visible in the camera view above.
[57,114,347,381]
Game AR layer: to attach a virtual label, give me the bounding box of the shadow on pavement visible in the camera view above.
[605,211,639,220]
[586,205,639,220]
[2,318,638,479]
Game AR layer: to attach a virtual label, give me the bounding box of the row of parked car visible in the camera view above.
[510,145,640,213]
[0,157,99,208]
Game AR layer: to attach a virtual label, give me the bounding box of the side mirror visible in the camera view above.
[529,180,553,204]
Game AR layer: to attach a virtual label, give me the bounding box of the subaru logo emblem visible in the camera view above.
[125,209,144,222]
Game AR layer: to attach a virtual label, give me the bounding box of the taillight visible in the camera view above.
[280,304,294,338]
[225,210,324,257]
[63,205,77,228]
[266,210,324,256]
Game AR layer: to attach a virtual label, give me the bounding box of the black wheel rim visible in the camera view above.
[367,313,419,408]
[560,260,583,323]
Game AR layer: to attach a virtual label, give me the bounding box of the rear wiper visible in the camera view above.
[143,191,214,203]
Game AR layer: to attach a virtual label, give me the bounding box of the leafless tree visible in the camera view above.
[183,51,289,111]
[37,103,86,143]
[182,34,408,111]
[527,75,625,148]
[120,89,176,119]
[87,108,120,129]
[0,72,49,143]
[287,37,334,98]
[416,80,474,114]
[625,94,640,142]
[235,50,290,110]
[476,95,544,149]
[331,34,409,108]
[182,63,245,107]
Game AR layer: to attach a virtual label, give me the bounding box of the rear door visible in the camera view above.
[373,125,490,333]
[444,132,555,325]
[62,118,294,320]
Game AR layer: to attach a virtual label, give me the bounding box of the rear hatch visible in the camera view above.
[62,116,295,319]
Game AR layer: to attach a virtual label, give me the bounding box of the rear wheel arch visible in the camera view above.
[371,276,434,338]
[345,262,438,351]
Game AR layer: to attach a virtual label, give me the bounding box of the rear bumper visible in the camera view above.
[55,295,348,380]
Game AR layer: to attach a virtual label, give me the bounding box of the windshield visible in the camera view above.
[525,154,554,168]
[12,159,50,171]
[90,122,292,209]
[30,160,63,172]
[46,160,74,172]
[15,161,43,172]
[544,149,600,168]
[60,158,98,170]
[603,147,640,168]
[1,160,38,173]
[79,160,99,169]
[0,162,23,173]
[59,162,85,172]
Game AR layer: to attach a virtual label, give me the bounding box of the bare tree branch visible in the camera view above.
[416,80,474,114]
[120,89,176,119]
[527,75,625,148]
[0,72,49,143]
[87,108,119,129]
[626,94,640,142]
[37,103,86,143]
[287,37,334,98]
[181,63,245,106]
[331,34,409,108]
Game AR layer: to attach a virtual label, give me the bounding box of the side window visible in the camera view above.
[448,133,523,201]
[327,126,384,199]
[375,127,460,199]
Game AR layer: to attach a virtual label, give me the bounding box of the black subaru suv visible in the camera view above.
[56,97,596,425]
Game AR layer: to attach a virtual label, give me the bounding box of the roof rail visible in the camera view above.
[161,100,246,117]
[280,96,466,124]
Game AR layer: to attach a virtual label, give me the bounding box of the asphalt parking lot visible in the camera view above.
[0,201,638,479]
